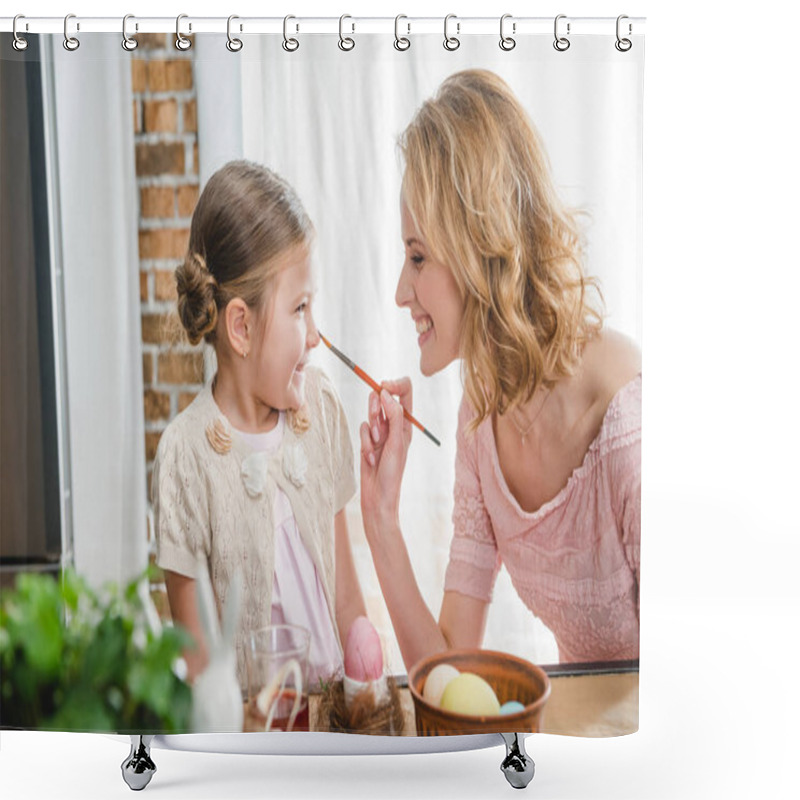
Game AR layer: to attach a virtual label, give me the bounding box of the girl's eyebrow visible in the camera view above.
[405,237,424,248]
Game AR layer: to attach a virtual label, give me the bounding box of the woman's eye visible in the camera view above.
[410,254,424,268]
[295,301,308,313]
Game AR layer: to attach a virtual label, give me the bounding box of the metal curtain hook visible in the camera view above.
[12,14,28,51]
[63,14,80,51]
[283,15,299,52]
[500,14,516,51]
[226,15,243,52]
[175,14,192,50]
[394,14,410,51]
[122,14,138,51]
[338,14,355,51]
[444,14,460,51]
[615,15,632,52]
[553,14,570,52]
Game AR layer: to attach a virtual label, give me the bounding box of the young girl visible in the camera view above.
[152,160,366,690]
[360,70,641,669]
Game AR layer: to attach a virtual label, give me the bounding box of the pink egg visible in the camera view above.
[344,616,384,681]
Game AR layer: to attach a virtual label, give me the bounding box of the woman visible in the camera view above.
[359,70,641,670]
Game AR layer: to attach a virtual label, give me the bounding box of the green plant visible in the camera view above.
[0,567,193,733]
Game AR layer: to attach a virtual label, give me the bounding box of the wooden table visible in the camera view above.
[539,670,638,736]
[307,668,638,738]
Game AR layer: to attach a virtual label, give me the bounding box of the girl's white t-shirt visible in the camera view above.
[235,412,343,687]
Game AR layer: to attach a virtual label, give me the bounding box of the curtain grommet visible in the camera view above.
[499,14,516,51]
[394,15,410,51]
[553,14,570,52]
[615,15,633,52]
[338,14,355,51]
[444,14,460,51]
[12,14,29,51]
[226,15,243,52]
[122,14,138,51]
[63,13,80,51]
[175,14,192,51]
[283,15,299,52]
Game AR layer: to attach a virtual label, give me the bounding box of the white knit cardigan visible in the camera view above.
[152,365,356,689]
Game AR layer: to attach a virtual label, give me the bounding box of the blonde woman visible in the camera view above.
[360,70,641,670]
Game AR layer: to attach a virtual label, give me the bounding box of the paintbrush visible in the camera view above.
[318,332,441,447]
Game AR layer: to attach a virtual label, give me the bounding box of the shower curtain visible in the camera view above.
[1,18,644,741]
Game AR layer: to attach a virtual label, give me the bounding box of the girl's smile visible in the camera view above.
[214,243,319,433]
[254,243,319,411]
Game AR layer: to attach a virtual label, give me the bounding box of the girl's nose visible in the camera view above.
[307,314,321,348]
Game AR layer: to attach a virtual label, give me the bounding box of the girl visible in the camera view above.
[152,160,366,690]
[360,70,641,669]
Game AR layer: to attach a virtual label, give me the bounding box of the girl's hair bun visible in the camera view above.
[175,251,219,345]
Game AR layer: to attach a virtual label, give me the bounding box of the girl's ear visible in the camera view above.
[225,298,250,358]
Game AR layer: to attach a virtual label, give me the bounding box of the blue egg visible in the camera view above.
[500,701,526,715]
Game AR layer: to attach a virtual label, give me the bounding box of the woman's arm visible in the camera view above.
[360,381,488,670]
[367,513,490,669]
[334,508,367,644]
[164,570,208,683]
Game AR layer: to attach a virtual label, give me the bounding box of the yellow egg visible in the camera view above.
[439,672,501,716]
[423,664,460,707]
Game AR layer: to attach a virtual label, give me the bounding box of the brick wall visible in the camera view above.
[133,35,204,482]
[132,35,204,616]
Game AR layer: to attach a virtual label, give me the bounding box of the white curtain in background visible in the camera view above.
[194,37,244,186]
[49,36,148,589]
[198,34,643,668]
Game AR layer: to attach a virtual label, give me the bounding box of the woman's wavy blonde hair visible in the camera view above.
[400,70,603,432]
[174,160,313,433]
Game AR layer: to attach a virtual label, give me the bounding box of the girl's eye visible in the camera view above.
[296,301,308,314]
[410,254,424,269]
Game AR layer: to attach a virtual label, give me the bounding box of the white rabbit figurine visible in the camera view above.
[190,557,244,733]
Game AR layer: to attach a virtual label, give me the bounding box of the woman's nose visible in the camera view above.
[395,262,413,308]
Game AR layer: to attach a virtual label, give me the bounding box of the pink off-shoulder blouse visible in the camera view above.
[443,375,641,664]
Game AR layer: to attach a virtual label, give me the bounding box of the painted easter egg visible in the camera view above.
[343,616,383,682]
[439,672,501,716]
[500,701,526,715]
[422,663,460,707]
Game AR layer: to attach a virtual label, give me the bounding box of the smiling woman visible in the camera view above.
[397,202,464,377]
[359,69,641,673]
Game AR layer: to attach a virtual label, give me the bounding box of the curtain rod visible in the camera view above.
[2,16,646,37]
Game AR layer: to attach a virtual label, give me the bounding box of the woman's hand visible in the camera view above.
[359,377,413,531]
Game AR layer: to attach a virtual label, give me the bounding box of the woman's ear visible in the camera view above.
[225,298,250,358]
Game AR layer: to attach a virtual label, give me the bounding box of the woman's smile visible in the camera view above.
[415,315,434,346]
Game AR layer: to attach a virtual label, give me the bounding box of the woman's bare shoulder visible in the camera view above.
[582,328,641,399]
